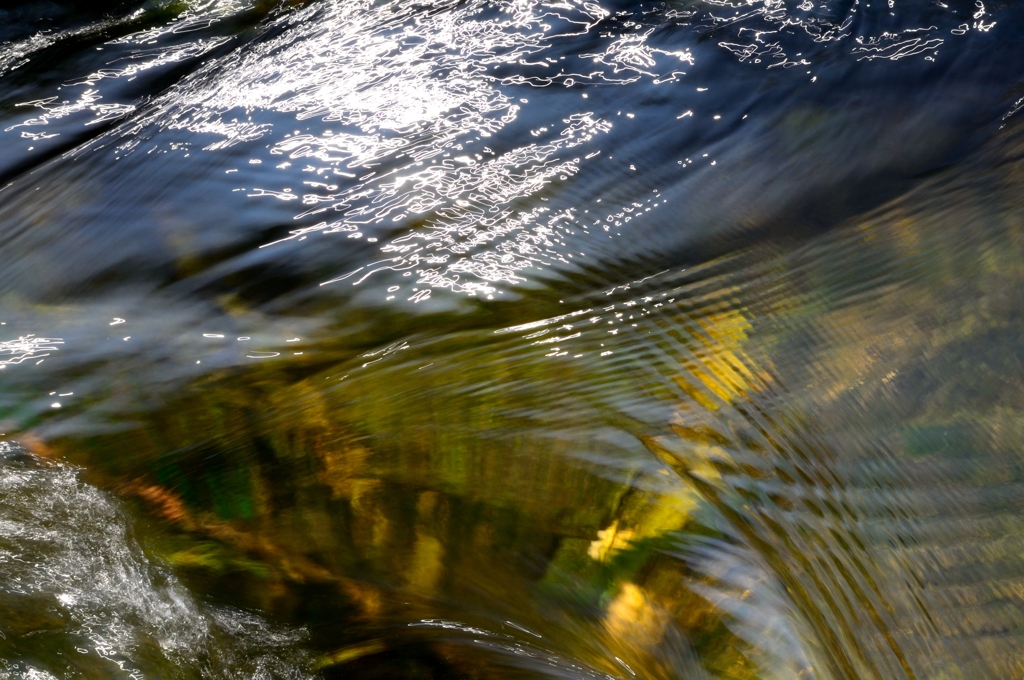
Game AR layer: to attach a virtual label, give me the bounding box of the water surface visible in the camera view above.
[2,0,1024,677]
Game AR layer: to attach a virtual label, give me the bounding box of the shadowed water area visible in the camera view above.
[1,0,1024,677]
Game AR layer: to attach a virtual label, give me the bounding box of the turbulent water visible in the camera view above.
[0,442,313,678]
[2,0,1024,677]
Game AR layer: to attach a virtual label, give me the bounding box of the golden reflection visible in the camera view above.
[317,639,386,670]
[605,582,670,657]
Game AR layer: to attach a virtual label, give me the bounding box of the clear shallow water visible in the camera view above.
[2,0,1024,677]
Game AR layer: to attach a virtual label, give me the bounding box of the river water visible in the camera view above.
[1,0,1023,677]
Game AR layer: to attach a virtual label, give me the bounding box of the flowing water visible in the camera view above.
[1,0,1024,677]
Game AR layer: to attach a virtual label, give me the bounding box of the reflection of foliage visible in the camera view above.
[50,302,760,676]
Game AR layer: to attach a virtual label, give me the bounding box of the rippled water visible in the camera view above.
[2,0,1024,677]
